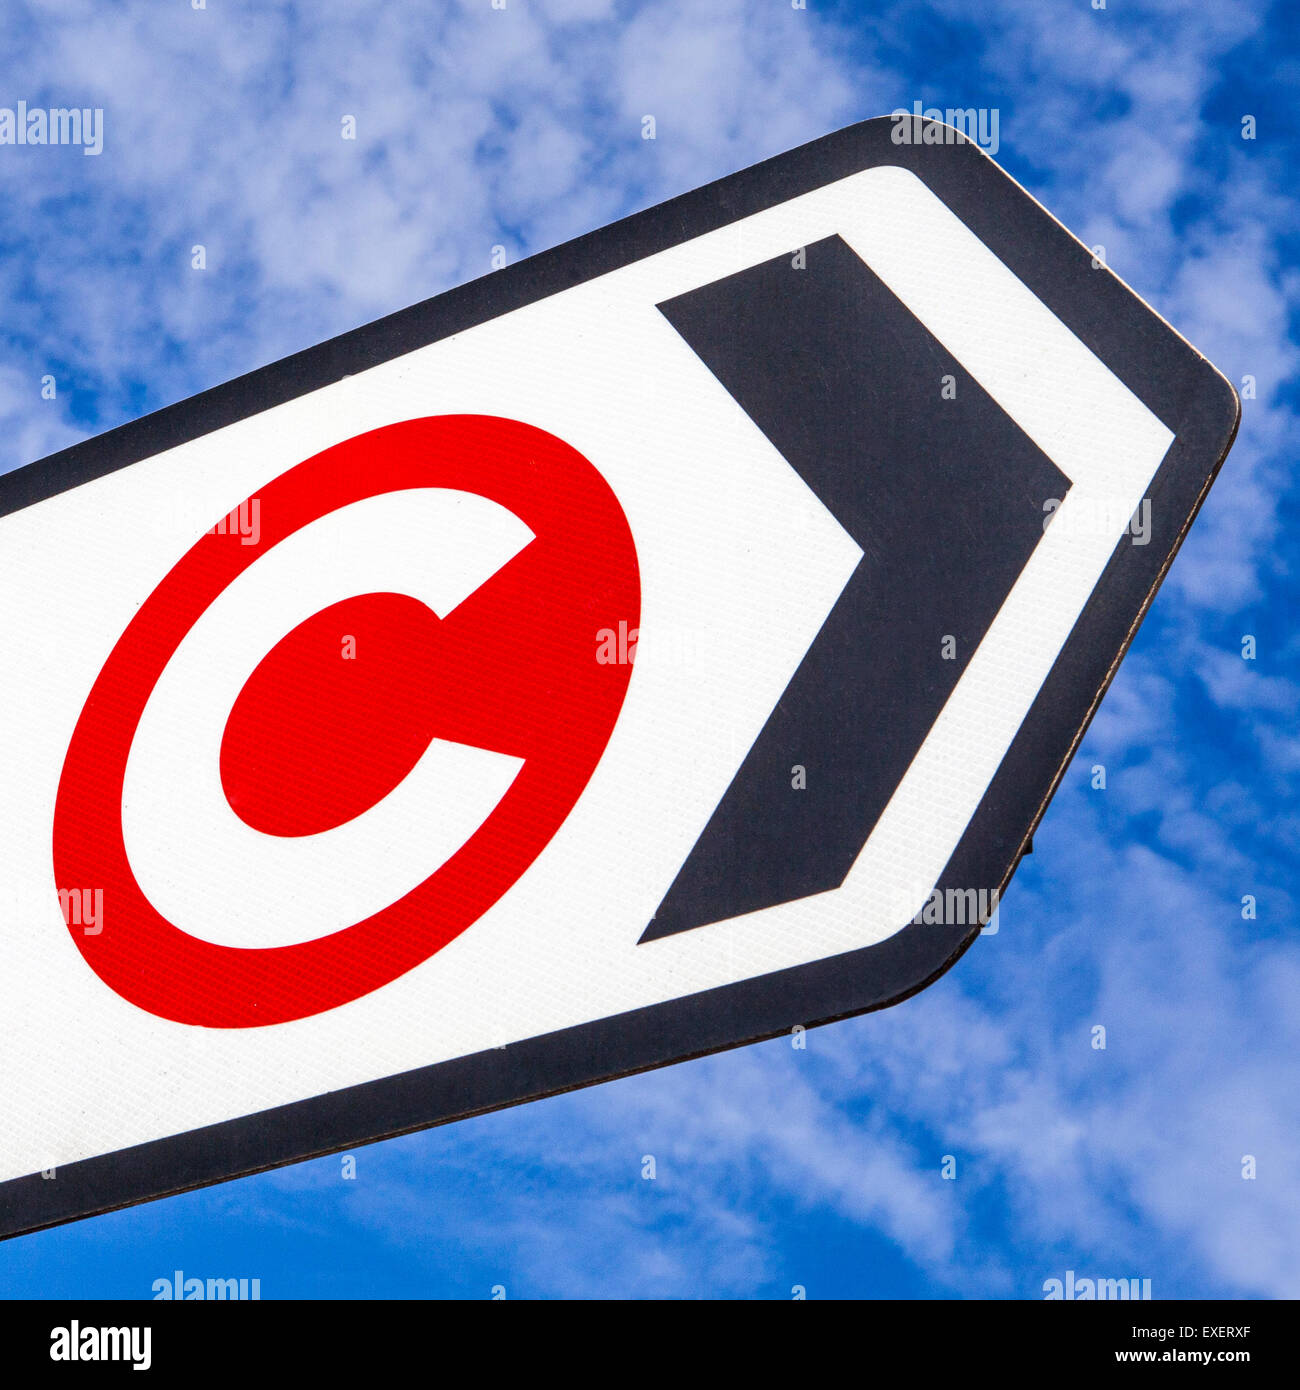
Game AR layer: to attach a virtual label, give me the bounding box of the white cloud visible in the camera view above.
[0,0,873,452]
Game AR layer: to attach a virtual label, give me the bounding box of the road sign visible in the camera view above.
[0,117,1237,1239]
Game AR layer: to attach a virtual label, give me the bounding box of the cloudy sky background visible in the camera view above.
[0,0,1296,1297]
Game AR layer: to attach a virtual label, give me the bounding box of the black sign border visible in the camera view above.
[0,117,1238,1241]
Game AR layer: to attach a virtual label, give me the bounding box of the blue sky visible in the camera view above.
[0,0,1296,1299]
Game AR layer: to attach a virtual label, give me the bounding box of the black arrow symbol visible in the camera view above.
[642,234,1070,942]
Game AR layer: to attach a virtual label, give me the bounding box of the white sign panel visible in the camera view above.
[0,118,1237,1238]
